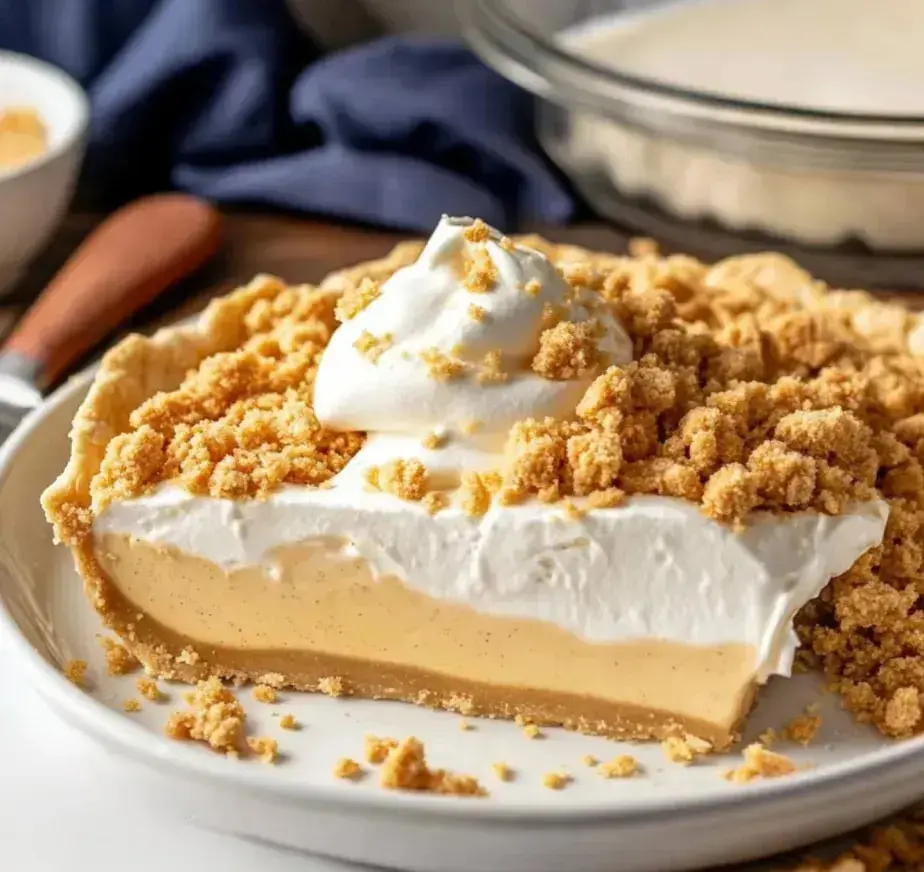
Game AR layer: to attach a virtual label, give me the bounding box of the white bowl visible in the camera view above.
[2,369,924,871]
[0,52,89,294]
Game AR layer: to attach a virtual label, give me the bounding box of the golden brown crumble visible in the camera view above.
[364,735,398,764]
[63,659,87,687]
[468,303,488,322]
[177,648,201,666]
[420,347,468,381]
[724,742,797,783]
[252,684,278,704]
[318,676,346,697]
[165,676,246,756]
[123,698,141,713]
[532,320,600,381]
[463,218,490,244]
[421,430,446,450]
[335,277,380,322]
[137,677,164,702]
[581,754,599,767]
[463,245,497,294]
[661,735,711,764]
[492,762,514,781]
[783,712,823,746]
[379,737,486,796]
[334,757,363,779]
[367,458,428,501]
[422,491,450,515]
[522,723,542,740]
[523,278,542,297]
[353,330,393,363]
[542,771,571,790]
[599,755,639,779]
[279,713,299,730]
[99,637,140,676]
[459,470,495,518]
[247,736,279,764]
[477,350,508,385]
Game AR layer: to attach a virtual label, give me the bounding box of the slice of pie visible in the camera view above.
[43,217,924,750]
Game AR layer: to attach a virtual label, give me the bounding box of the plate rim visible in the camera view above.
[4,367,924,823]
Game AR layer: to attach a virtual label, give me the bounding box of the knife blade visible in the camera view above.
[0,194,221,443]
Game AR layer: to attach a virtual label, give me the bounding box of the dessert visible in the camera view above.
[43,217,924,750]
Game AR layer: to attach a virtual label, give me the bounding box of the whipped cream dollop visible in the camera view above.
[94,217,891,682]
[314,216,632,452]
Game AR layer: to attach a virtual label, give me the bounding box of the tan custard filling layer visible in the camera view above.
[94,532,757,745]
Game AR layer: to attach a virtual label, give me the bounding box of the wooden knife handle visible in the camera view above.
[3,194,221,387]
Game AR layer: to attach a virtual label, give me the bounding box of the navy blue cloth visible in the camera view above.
[0,0,575,230]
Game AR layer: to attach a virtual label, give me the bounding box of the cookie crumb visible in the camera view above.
[279,713,299,730]
[420,347,467,381]
[63,659,87,687]
[582,754,599,767]
[137,676,164,702]
[459,719,473,731]
[334,757,363,780]
[252,684,278,704]
[542,771,571,790]
[422,430,446,450]
[468,303,487,322]
[523,278,542,297]
[353,330,393,364]
[492,762,514,781]
[463,245,497,294]
[661,735,711,764]
[599,755,639,779]
[177,648,200,666]
[724,743,797,783]
[364,735,399,764]
[532,320,600,381]
[422,491,450,515]
[257,672,285,689]
[380,737,486,797]
[477,350,508,385]
[463,218,490,244]
[318,676,346,697]
[522,723,543,740]
[123,698,141,713]
[335,277,380,322]
[783,712,823,746]
[99,637,140,676]
[247,736,279,764]
[164,676,246,756]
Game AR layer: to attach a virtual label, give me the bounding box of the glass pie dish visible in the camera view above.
[459,0,924,288]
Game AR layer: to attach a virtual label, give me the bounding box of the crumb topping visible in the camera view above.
[422,430,446,450]
[366,458,428,501]
[252,684,278,704]
[463,219,490,244]
[165,676,246,756]
[335,277,380,322]
[123,698,141,713]
[379,737,486,796]
[279,713,299,730]
[477,350,508,385]
[661,735,711,764]
[724,742,797,783]
[422,490,450,515]
[492,762,514,781]
[463,245,497,294]
[247,736,279,764]
[364,735,398,764]
[137,677,164,702]
[531,320,601,381]
[783,712,823,746]
[468,303,488,322]
[334,757,363,779]
[318,676,346,697]
[542,771,571,790]
[523,278,542,297]
[100,637,140,676]
[599,755,639,778]
[582,754,599,767]
[63,659,87,686]
[354,330,393,363]
[420,347,468,381]
[522,723,542,740]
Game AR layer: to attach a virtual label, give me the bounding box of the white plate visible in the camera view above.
[2,371,923,872]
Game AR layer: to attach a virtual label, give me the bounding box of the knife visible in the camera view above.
[0,194,221,441]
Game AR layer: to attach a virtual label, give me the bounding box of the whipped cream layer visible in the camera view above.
[314,215,633,450]
[95,484,888,681]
